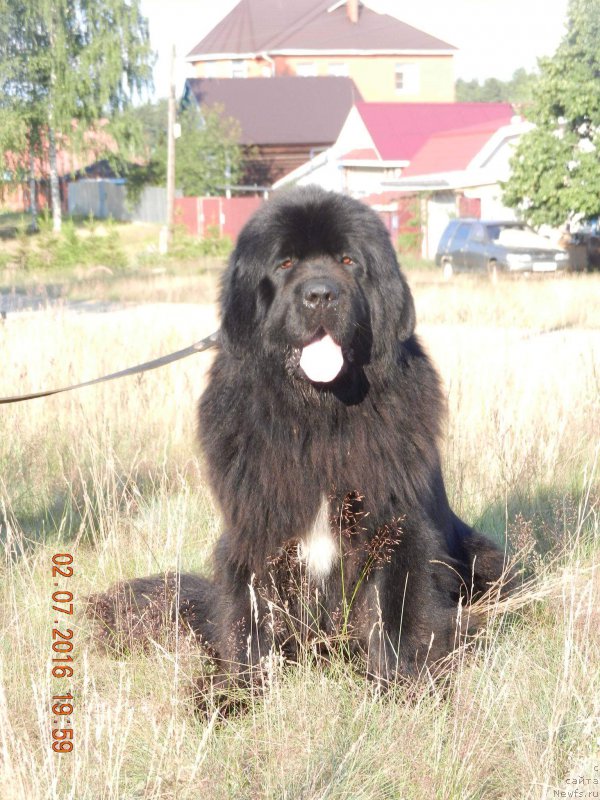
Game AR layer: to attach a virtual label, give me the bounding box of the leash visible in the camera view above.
[0,330,220,405]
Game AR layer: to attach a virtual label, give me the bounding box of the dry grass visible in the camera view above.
[66,269,222,306]
[0,271,598,799]
[411,270,600,330]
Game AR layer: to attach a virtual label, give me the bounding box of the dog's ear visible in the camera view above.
[396,272,416,341]
[368,242,416,352]
[220,258,257,352]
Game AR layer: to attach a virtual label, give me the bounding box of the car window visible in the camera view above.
[486,223,528,242]
[496,227,556,248]
[469,223,485,243]
[438,222,458,252]
[449,223,470,248]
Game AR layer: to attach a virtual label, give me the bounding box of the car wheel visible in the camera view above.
[442,259,453,280]
[487,260,499,282]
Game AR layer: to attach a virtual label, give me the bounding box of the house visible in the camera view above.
[379,117,535,257]
[274,101,515,196]
[273,101,525,257]
[185,0,456,103]
[1,125,118,213]
[183,75,361,184]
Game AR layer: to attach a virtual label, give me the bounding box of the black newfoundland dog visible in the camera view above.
[90,187,509,692]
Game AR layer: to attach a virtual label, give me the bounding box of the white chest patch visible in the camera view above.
[298,496,338,580]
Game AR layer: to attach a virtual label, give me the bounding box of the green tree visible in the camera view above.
[502,0,600,225]
[0,0,154,231]
[508,68,539,106]
[128,99,169,156]
[456,68,538,105]
[127,103,243,200]
[174,104,243,197]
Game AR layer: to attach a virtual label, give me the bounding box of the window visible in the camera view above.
[486,223,527,242]
[296,62,317,77]
[449,223,470,249]
[204,61,218,78]
[469,223,486,243]
[230,60,247,78]
[395,66,403,91]
[395,63,419,95]
[328,62,348,77]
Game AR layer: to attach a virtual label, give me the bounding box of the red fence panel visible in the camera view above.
[174,196,266,241]
[174,197,199,235]
[199,197,222,237]
[221,197,264,241]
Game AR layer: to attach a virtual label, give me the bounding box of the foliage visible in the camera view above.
[108,99,168,194]
[127,99,169,155]
[138,225,233,267]
[174,104,243,197]
[170,224,232,258]
[125,102,244,201]
[456,68,538,105]
[0,106,28,179]
[502,0,600,225]
[7,215,128,271]
[0,0,154,228]
[395,196,428,256]
[397,228,422,254]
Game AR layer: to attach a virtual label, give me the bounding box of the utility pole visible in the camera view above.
[162,44,176,253]
[28,145,38,231]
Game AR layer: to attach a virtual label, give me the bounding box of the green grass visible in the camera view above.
[0,270,598,799]
[0,209,33,227]
[399,252,438,271]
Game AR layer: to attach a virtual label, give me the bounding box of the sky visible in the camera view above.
[139,0,570,100]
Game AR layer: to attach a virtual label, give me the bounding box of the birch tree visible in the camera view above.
[0,0,154,231]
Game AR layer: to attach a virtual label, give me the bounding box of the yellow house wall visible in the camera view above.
[276,55,454,102]
[191,54,455,102]
[366,55,454,102]
[192,58,272,79]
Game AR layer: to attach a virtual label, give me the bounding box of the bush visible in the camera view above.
[9,215,128,271]
[168,224,232,261]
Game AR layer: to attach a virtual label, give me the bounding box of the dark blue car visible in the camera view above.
[435,219,569,279]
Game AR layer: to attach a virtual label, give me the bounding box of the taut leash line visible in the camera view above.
[0,330,220,405]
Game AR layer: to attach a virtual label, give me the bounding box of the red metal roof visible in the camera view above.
[184,76,361,146]
[187,0,455,59]
[401,120,510,176]
[356,102,514,161]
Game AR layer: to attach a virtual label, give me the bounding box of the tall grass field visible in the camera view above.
[0,268,598,799]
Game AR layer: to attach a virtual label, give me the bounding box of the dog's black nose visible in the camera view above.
[302,278,340,309]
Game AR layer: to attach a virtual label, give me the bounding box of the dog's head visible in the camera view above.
[220,186,415,387]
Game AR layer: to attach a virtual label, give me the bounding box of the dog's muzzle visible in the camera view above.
[301,277,340,311]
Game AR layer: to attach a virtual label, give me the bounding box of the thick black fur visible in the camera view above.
[90,187,509,689]
[87,572,218,656]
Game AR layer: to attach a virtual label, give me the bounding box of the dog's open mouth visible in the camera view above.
[299,333,344,383]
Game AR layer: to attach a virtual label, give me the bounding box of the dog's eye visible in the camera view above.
[279,258,293,270]
[341,256,354,266]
